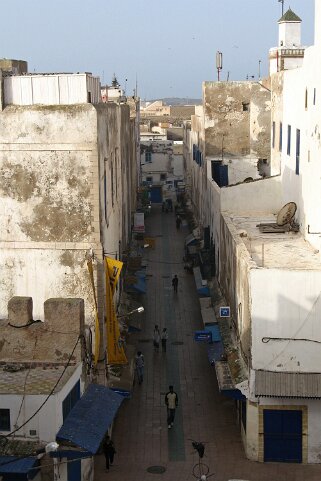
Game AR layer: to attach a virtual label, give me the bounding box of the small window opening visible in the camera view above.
[242,102,250,112]
[287,125,291,156]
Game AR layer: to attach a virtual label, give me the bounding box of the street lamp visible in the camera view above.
[118,306,144,319]
[45,442,59,454]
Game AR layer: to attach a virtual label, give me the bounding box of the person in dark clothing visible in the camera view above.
[161,327,168,352]
[102,435,116,470]
[172,274,178,293]
[176,215,182,229]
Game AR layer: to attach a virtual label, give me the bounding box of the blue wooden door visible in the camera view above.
[264,409,302,463]
[67,459,81,481]
[150,186,162,203]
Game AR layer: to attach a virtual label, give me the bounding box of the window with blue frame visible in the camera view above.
[287,125,291,156]
[145,151,152,163]
[63,381,80,422]
[296,129,300,175]
[279,122,283,152]
[193,144,197,161]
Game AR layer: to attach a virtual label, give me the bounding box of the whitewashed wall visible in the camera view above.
[279,22,301,48]
[271,1,321,253]
[0,365,82,442]
[4,74,100,106]
[221,176,282,214]
[251,268,321,372]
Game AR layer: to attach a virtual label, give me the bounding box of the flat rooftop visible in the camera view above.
[0,364,79,395]
[226,213,321,270]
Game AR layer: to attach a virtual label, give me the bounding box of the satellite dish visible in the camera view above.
[276,202,297,226]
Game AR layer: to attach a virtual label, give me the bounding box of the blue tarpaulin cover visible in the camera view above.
[125,271,146,294]
[56,384,124,454]
[0,456,38,475]
[207,341,225,364]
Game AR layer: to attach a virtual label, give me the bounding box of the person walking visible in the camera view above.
[165,385,178,429]
[176,215,182,230]
[153,325,160,352]
[172,274,178,293]
[161,327,168,352]
[102,435,116,471]
[135,351,145,384]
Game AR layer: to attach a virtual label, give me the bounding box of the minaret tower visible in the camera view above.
[269,8,305,74]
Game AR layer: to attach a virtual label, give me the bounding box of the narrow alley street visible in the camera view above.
[95,206,321,481]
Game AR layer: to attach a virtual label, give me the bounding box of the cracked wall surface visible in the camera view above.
[0,103,135,324]
[203,81,271,161]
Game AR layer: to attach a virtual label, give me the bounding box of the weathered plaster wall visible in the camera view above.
[0,105,99,320]
[219,214,255,361]
[189,112,207,227]
[0,297,84,363]
[0,102,137,326]
[203,81,271,162]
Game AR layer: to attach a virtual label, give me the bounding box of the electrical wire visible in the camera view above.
[0,336,81,441]
[8,320,42,329]
[14,337,39,431]
[261,290,321,370]
[262,336,321,344]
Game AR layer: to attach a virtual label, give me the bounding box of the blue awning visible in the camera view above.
[56,384,124,454]
[205,324,221,342]
[221,388,246,401]
[0,456,38,476]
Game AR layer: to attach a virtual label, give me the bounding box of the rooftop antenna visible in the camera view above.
[124,78,128,95]
[216,51,223,81]
[278,0,285,16]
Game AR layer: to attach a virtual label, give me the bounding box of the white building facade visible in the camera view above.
[184,1,321,464]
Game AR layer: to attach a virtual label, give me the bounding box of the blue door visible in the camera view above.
[67,459,81,481]
[264,409,302,463]
[150,186,162,203]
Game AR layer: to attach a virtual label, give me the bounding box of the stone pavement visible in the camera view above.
[94,206,321,481]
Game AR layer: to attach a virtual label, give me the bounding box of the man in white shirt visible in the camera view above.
[165,385,178,428]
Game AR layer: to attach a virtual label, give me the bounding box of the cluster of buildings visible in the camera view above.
[1,1,321,477]
[0,60,142,479]
[184,2,321,464]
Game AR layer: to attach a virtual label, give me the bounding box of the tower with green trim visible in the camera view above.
[269,8,305,74]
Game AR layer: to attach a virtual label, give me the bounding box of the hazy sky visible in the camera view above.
[1,0,314,100]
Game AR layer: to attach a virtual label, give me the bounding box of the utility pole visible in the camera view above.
[216,51,223,81]
[278,0,284,16]
[258,60,262,81]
